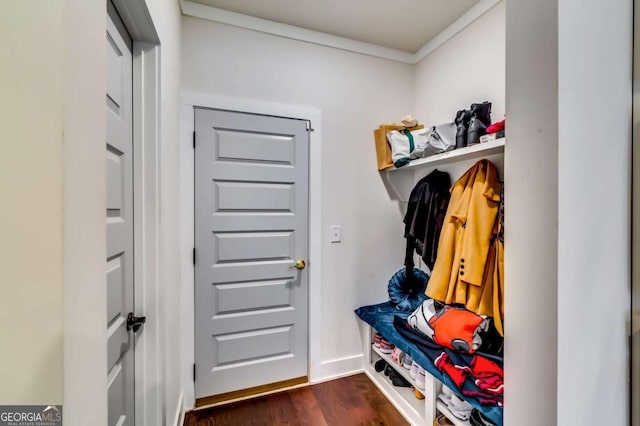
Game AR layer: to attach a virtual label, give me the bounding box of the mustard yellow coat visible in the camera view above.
[425,160,503,333]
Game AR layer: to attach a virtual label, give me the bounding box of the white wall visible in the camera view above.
[0,1,65,405]
[62,0,108,423]
[504,0,558,424]
[0,0,182,424]
[181,15,413,398]
[414,2,505,126]
[505,0,632,424]
[556,0,631,424]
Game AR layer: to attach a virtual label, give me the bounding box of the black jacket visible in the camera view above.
[404,169,451,273]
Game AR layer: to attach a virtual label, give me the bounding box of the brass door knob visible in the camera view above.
[290,259,306,270]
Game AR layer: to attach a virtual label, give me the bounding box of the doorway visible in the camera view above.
[106,6,138,424]
[105,1,162,424]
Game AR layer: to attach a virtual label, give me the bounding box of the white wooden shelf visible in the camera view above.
[436,401,472,426]
[361,322,497,426]
[365,367,426,421]
[371,344,419,388]
[387,138,505,173]
[364,361,426,425]
[383,138,505,202]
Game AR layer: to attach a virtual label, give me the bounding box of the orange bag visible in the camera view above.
[429,306,485,353]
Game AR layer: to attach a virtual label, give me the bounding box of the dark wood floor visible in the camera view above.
[184,373,409,426]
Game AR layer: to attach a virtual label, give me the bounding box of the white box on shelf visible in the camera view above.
[479,133,497,144]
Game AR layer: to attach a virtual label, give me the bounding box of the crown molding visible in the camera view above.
[180,0,502,64]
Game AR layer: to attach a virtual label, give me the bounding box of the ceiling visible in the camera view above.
[190,0,480,53]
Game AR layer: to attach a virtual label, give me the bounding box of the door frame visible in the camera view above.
[64,1,162,425]
[114,2,163,424]
[180,92,323,409]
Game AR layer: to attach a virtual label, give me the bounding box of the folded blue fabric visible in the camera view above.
[388,267,429,311]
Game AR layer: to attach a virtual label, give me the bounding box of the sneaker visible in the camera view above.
[391,347,403,364]
[446,392,473,421]
[434,414,454,426]
[438,385,453,406]
[403,354,413,369]
[379,338,395,354]
[410,361,419,379]
[373,333,382,347]
[415,366,426,391]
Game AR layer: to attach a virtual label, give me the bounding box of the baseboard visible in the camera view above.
[173,392,185,426]
[309,353,364,384]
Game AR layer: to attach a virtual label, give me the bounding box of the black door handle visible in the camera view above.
[127,312,146,333]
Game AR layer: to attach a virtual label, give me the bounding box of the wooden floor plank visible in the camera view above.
[288,386,328,426]
[311,377,373,424]
[266,391,298,426]
[183,374,408,426]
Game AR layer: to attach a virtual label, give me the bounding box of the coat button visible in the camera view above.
[460,258,465,263]
[460,271,464,276]
[460,264,465,269]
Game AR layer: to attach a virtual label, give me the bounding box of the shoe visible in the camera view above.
[454,109,472,149]
[374,359,387,373]
[410,361,419,379]
[446,396,473,421]
[384,365,392,376]
[467,101,492,145]
[373,333,382,347]
[388,369,411,388]
[470,409,497,426]
[403,354,413,369]
[391,347,403,364]
[438,386,453,406]
[434,415,454,426]
[414,388,425,400]
[379,338,395,354]
[415,366,426,390]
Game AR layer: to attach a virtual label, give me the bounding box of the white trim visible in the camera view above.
[308,354,364,385]
[172,392,185,426]
[132,41,162,426]
[180,92,322,409]
[112,0,160,43]
[180,1,414,63]
[179,103,196,409]
[113,1,163,425]
[413,0,502,62]
[179,0,502,64]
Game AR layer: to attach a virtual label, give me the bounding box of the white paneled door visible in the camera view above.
[194,108,309,399]
[106,8,144,425]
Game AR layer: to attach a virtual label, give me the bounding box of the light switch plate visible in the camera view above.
[330,225,342,243]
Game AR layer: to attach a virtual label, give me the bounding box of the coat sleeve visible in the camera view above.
[460,162,501,287]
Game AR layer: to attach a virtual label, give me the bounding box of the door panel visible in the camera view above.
[195,108,309,398]
[106,10,134,426]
